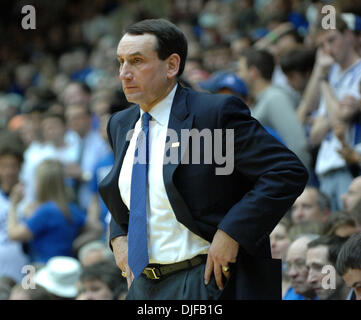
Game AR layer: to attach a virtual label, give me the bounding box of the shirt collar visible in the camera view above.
[140,83,178,127]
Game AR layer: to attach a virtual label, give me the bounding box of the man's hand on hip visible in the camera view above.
[204,229,239,290]
[111,235,134,289]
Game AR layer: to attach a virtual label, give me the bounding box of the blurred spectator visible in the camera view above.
[61,82,91,108]
[341,176,361,213]
[306,235,350,300]
[34,256,82,300]
[341,13,361,55]
[270,217,292,296]
[306,15,361,211]
[284,235,318,300]
[323,211,357,238]
[269,28,305,97]
[280,47,315,94]
[349,199,361,231]
[89,89,113,119]
[288,220,323,243]
[64,103,108,211]
[270,218,291,260]
[198,71,249,102]
[182,57,210,89]
[76,260,127,300]
[202,42,233,73]
[0,276,16,300]
[0,282,11,300]
[235,0,259,38]
[8,283,54,300]
[17,108,43,148]
[238,48,311,168]
[0,93,22,130]
[336,231,361,300]
[87,113,114,240]
[279,46,318,186]
[7,159,101,264]
[290,186,330,225]
[20,111,81,205]
[0,131,30,282]
[280,47,316,123]
[78,240,113,267]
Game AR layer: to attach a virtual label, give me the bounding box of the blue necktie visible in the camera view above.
[128,112,151,278]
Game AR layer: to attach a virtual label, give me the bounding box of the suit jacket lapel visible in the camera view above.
[114,106,139,167]
[163,85,202,237]
[98,106,139,224]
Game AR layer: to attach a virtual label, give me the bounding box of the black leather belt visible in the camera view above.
[142,254,207,280]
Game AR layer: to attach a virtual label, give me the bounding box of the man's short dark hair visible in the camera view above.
[0,130,24,164]
[42,111,66,125]
[349,198,361,226]
[241,48,275,81]
[322,211,356,236]
[336,232,361,276]
[314,14,349,34]
[280,47,316,75]
[125,18,188,77]
[80,260,126,296]
[308,235,349,265]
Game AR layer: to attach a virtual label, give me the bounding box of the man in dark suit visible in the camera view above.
[98,18,308,300]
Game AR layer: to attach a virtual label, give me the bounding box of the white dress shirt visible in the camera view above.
[118,84,210,264]
[315,60,361,175]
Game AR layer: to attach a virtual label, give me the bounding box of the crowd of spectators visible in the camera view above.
[0,0,361,300]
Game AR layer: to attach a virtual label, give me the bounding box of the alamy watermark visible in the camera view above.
[21,265,36,289]
[21,5,36,30]
[128,127,235,175]
[321,265,337,290]
[321,5,336,30]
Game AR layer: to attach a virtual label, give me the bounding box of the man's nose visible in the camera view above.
[288,265,298,278]
[119,62,132,80]
[307,270,317,284]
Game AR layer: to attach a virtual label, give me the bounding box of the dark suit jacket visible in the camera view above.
[98,84,308,300]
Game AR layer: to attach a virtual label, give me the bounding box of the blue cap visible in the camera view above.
[199,71,248,97]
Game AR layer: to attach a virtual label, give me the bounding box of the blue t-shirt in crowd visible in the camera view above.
[24,201,86,263]
[283,286,319,300]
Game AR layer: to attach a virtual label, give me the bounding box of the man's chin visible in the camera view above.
[294,286,316,299]
[123,92,141,104]
[293,284,307,295]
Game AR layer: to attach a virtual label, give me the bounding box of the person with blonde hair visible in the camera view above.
[8,159,102,264]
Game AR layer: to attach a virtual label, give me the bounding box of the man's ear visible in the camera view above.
[166,53,181,78]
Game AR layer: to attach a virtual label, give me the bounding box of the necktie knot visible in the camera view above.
[142,112,152,128]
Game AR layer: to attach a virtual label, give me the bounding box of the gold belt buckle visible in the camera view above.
[143,267,161,280]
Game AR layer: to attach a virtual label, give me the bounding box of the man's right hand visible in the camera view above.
[111,236,134,289]
[315,47,334,76]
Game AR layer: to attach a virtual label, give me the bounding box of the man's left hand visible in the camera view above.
[204,229,239,290]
